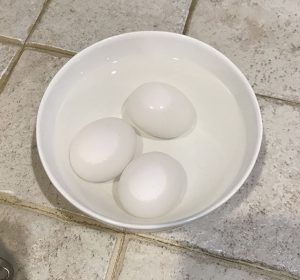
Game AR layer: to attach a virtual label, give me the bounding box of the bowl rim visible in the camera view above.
[36,31,263,230]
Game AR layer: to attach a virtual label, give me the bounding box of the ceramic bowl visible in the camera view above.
[37,31,262,230]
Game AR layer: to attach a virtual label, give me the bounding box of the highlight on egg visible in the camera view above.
[123,82,196,139]
[117,152,187,218]
[69,117,137,183]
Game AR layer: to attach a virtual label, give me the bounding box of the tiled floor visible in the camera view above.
[0,0,299,279]
[118,238,277,280]
[186,0,300,103]
[0,204,117,280]
[0,42,21,86]
[28,0,191,52]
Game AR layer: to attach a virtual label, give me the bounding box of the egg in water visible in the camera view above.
[123,82,196,139]
[117,152,187,218]
[69,117,137,182]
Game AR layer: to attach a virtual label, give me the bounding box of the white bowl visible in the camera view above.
[37,31,262,230]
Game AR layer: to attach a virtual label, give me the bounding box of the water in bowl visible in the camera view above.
[53,53,246,223]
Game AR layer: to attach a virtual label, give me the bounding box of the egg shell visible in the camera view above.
[117,152,187,218]
[69,117,137,182]
[123,82,196,139]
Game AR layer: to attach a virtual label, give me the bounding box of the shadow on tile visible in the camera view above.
[30,128,79,214]
[0,220,27,280]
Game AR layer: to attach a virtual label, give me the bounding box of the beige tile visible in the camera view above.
[152,97,300,276]
[0,42,20,82]
[119,239,275,280]
[0,49,73,210]
[0,0,45,40]
[0,203,116,280]
[29,0,191,52]
[186,0,300,103]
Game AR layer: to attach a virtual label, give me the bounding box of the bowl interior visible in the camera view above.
[37,32,262,229]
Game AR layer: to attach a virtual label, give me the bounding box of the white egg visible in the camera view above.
[69,118,137,182]
[123,82,196,139]
[117,152,187,218]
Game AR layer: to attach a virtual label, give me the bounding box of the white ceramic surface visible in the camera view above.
[36,31,262,230]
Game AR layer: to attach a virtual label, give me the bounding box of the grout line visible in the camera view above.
[25,0,51,43]
[3,42,300,108]
[104,234,125,280]
[0,48,23,93]
[1,1,298,108]
[0,0,51,94]
[26,43,77,58]
[105,234,129,280]
[132,234,299,280]
[180,0,300,108]
[0,45,24,95]
[182,0,198,34]
[0,1,298,277]
[1,193,298,280]
[0,35,23,46]
[0,193,123,235]
[256,93,300,107]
